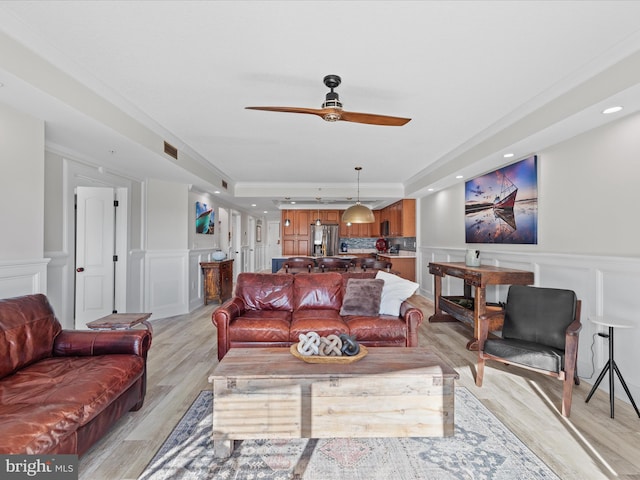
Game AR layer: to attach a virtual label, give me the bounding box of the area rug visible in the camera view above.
[139,388,559,480]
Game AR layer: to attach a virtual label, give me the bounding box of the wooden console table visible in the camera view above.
[428,262,534,350]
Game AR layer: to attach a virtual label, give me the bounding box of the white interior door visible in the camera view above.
[75,186,115,329]
[232,212,242,281]
[248,217,256,272]
[267,220,281,268]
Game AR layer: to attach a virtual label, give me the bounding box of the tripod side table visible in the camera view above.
[585,315,640,418]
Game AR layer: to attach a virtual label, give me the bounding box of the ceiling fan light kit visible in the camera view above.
[246,74,411,126]
[342,167,375,224]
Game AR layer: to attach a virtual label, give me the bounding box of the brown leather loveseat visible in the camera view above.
[212,272,423,360]
[0,294,152,455]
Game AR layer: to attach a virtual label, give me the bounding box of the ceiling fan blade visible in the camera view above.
[246,106,411,126]
[245,106,326,118]
[339,110,411,126]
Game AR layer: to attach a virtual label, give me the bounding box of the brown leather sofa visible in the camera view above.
[0,294,152,455]
[212,272,423,360]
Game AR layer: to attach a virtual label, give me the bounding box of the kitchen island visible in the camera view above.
[377,253,416,281]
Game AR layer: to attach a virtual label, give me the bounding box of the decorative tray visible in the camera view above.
[289,344,368,364]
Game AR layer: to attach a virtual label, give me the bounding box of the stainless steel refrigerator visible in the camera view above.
[309,224,339,257]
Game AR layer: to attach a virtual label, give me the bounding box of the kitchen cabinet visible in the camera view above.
[338,209,381,238]
[307,209,340,225]
[370,210,381,237]
[282,237,309,256]
[284,207,383,250]
[339,219,368,238]
[377,254,416,282]
[319,210,340,224]
[200,260,234,305]
[380,199,416,237]
[282,210,311,256]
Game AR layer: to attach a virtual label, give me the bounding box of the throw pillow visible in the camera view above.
[375,270,419,316]
[339,278,384,316]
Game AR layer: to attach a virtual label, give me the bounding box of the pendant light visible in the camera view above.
[315,197,322,226]
[342,167,375,224]
[283,198,291,227]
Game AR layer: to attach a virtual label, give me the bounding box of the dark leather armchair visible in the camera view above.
[283,257,316,273]
[476,285,582,417]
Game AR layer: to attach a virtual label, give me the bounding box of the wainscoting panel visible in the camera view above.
[144,250,189,319]
[419,247,640,406]
[598,263,640,405]
[128,249,146,313]
[0,259,49,301]
[255,244,267,272]
[44,252,72,329]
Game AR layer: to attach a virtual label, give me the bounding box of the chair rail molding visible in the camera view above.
[144,249,190,319]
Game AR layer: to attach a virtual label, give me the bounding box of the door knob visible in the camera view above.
[76,267,84,272]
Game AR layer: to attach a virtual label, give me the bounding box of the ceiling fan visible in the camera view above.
[246,74,411,126]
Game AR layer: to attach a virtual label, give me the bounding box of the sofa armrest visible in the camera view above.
[399,301,424,347]
[212,297,247,360]
[52,329,152,358]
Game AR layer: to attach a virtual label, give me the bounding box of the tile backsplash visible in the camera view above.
[339,237,416,252]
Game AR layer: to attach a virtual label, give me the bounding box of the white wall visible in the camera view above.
[419,111,640,405]
[0,102,44,260]
[143,179,189,318]
[541,114,640,256]
[146,179,188,250]
[0,102,48,299]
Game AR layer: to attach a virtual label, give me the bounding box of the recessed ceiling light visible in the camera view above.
[251,204,257,207]
[263,210,268,214]
[456,175,463,179]
[428,188,434,191]
[290,201,296,204]
[503,153,514,158]
[214,190,221,194]
[602,106,623,114]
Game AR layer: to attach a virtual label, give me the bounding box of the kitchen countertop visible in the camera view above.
[273,255,358,260]
[273,251,417,260]
[377,253,417,259]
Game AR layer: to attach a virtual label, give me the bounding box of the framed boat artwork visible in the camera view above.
[196,201,215,235]
[464,155,538,244]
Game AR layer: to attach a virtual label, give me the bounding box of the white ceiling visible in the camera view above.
[2,1,640,220]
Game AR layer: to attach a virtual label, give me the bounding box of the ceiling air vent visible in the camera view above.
[163,141,178,160]
[221,180,228,190]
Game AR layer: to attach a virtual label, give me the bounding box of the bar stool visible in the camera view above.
[585,315,640,418]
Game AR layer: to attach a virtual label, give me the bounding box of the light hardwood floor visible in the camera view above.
[79,296,640,480]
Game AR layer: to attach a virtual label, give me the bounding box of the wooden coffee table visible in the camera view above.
[208,347,459,458]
